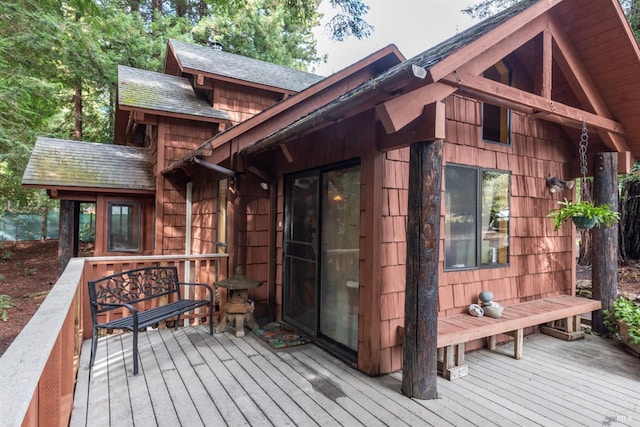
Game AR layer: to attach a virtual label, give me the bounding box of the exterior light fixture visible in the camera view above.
[546,176,574,194]
[259,181,269,191]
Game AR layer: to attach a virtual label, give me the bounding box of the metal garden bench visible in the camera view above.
[88,266,214,375]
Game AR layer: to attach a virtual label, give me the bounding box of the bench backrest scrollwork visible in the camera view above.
[88,266,182,316]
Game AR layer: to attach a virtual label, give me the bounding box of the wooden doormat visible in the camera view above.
[253,322,311,349]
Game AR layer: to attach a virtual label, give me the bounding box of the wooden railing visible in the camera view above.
[0,253,228,427]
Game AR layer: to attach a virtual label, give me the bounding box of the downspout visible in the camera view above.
[185,181,193,283]
[267,179,277,322]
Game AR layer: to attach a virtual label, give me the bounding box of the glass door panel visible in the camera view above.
[320,166,360,350]
[283,175,319,335]
[283,163,360,353]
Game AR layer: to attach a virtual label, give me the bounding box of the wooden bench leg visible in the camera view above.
[541,315,585,341]
[513,328,523,359]
[490,329,523,359]
[438,344,468,380]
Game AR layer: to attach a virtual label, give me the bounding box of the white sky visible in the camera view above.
[313,0,477,76]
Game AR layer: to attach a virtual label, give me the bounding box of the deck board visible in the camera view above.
[71,326,640,427]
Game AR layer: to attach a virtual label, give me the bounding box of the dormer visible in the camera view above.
[163,39,323,124]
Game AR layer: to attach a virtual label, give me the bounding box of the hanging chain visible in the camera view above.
[579,121,589,179]
[578,120,589,201]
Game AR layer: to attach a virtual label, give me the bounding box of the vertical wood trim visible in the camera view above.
[541,29,552,99]
[358,131,384,375]
[592,152,618,334]
[402,139,443,400]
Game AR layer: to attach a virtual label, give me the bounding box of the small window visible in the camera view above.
[108,202,141,252]
[445,165,510,270]
[482,61,511,145]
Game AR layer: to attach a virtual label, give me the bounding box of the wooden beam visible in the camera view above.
[442,71,626,137]
[377,102,446,152]
[280,143,293,163]
[541,29,552,99]
[376,82,455,133]
[618,151,632,174]
[548,16,631,153]
[402,139,442,400]
[592,152,618,335]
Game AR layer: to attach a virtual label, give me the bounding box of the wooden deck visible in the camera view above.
[71,326,640,426]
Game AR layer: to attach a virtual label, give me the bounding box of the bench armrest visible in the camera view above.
[179,282,215,299]
[93,301,140,328]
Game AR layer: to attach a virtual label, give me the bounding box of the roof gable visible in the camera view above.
[118,65,230,122]
[167,39,324,93]
[22,137,155,193]
[371,0,640,160]
[164,44,405,176]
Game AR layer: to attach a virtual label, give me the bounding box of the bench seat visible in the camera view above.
[98,299,211,331]
[436,295,601,380]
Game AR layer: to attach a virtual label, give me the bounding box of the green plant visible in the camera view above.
[604,297,640,344]
[547,198,620,231]
[0,294,13,321]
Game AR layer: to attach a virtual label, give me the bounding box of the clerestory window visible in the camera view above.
[482,60,511,145]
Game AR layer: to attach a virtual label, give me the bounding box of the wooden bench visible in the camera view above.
[436,295,601,380]
[88,266,215,375]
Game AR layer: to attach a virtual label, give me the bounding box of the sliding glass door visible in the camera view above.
[283,162,360,353]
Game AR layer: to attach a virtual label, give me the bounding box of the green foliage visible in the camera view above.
[1,0,358,211]
[0,294,13,321]
[547,198,620,231]
[604,297,640,344]
[0,248,13,261]
[80,222,96,243]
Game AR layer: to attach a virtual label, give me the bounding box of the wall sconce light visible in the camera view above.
[259,181,269,191]
[546,176,574,194]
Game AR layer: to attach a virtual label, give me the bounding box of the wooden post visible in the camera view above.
[402,139,442,400]
[592,152,618,335]
[58,200,80,277]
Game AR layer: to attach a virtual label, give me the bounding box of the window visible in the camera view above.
[482,60,511,145]
[445,165,510,270]
[108,202,141,252]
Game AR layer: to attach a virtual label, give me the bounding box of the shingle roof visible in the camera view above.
[169,39,324,92]
[118,65,230,121]
[239,0,541,155]
[22,137,155,192]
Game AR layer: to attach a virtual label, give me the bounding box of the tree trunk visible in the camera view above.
[402,139,442,400]
[58,200,80,277]
[73,85,82,140]
[592,153,618,335]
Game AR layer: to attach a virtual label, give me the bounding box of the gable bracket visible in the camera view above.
[441,71,626,145]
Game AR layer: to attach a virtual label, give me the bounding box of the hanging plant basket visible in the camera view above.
[571,215,597,230]
[547,198,620,231]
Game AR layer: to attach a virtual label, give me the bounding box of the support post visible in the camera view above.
[592,152,618,334]
[402,139,443,400]
[57,200,80,277]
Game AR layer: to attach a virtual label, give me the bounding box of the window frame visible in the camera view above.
[444,164,510,271]
[107,201,142,252]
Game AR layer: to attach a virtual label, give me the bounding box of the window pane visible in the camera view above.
[108,202,141,251]
[482,61,510,144]
[481,171,509,265]
[445,166,477,269]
